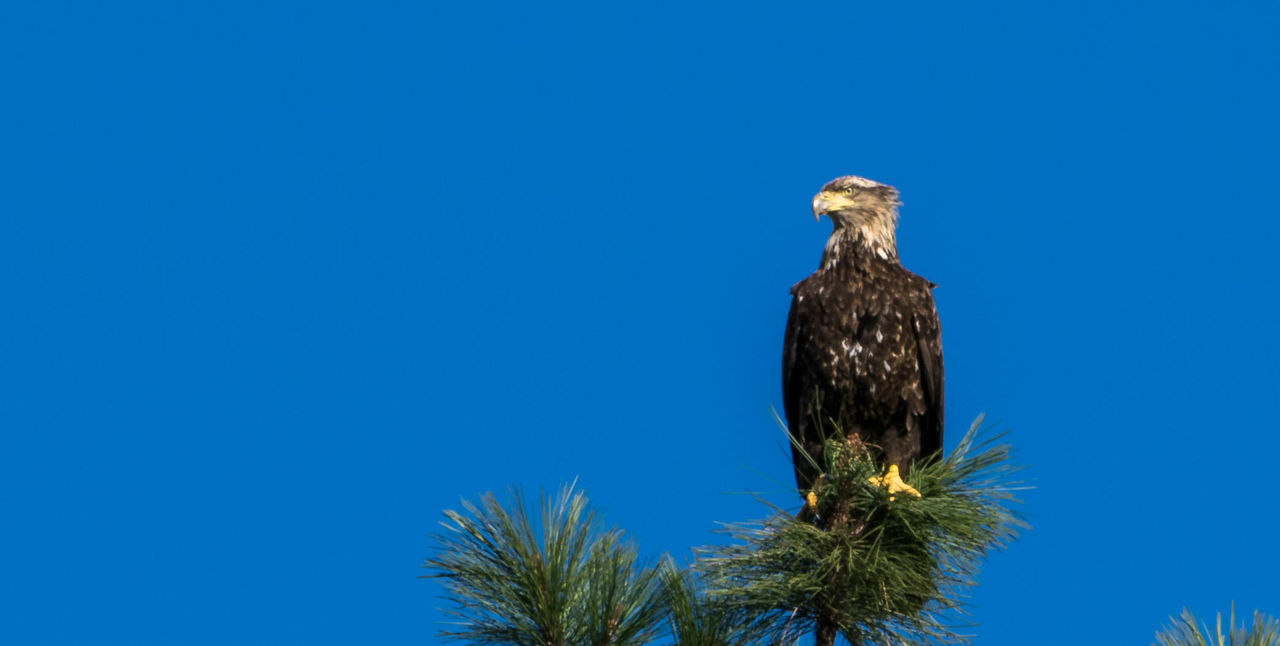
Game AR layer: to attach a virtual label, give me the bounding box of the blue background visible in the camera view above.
[3,2,1278,643]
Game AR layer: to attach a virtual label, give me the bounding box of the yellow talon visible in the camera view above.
[802,474,826,512]
[868,464,920,501]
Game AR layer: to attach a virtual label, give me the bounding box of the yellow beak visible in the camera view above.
[812,193,833,221]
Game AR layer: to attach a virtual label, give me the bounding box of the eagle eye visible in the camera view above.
[843,187,855,195]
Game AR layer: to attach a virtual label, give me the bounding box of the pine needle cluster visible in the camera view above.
[423,483,667,646]
[696,416,1027,645]
[658,566,756,646]
[1154,608,1280,646]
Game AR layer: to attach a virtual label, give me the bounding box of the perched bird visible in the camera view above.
[782,176,944,509]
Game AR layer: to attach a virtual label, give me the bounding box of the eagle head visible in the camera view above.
[811,175,902,259]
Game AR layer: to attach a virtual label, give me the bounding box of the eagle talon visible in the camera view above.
[802,474,827,512]
[868,464,920,501]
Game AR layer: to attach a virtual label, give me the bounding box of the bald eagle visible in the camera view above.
[782,176,943,507]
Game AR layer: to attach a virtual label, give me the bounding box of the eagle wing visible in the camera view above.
[913,285,944,461]
[781,280,828,492]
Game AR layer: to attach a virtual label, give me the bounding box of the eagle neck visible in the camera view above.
[821,226,899,271]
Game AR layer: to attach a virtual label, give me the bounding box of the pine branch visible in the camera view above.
[422,483,667,646]
[1154,607,1280,646]
[696,416,1028,646]
[658,562,758,646]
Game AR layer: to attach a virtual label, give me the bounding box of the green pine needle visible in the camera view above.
[658,562,756,646]
[1154,607,1280,646]
[422,483,667,646]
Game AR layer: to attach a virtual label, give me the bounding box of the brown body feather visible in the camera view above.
[782,228,944,493]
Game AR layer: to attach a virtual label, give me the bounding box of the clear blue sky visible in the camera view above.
[3,2,1278,644]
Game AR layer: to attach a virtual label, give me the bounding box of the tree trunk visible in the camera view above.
[810,433,874,646]
[815,616,837,646]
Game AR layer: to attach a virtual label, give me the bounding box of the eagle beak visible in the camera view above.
[812,193,832,221]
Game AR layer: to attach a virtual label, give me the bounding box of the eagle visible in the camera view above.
[782,175,943,509]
